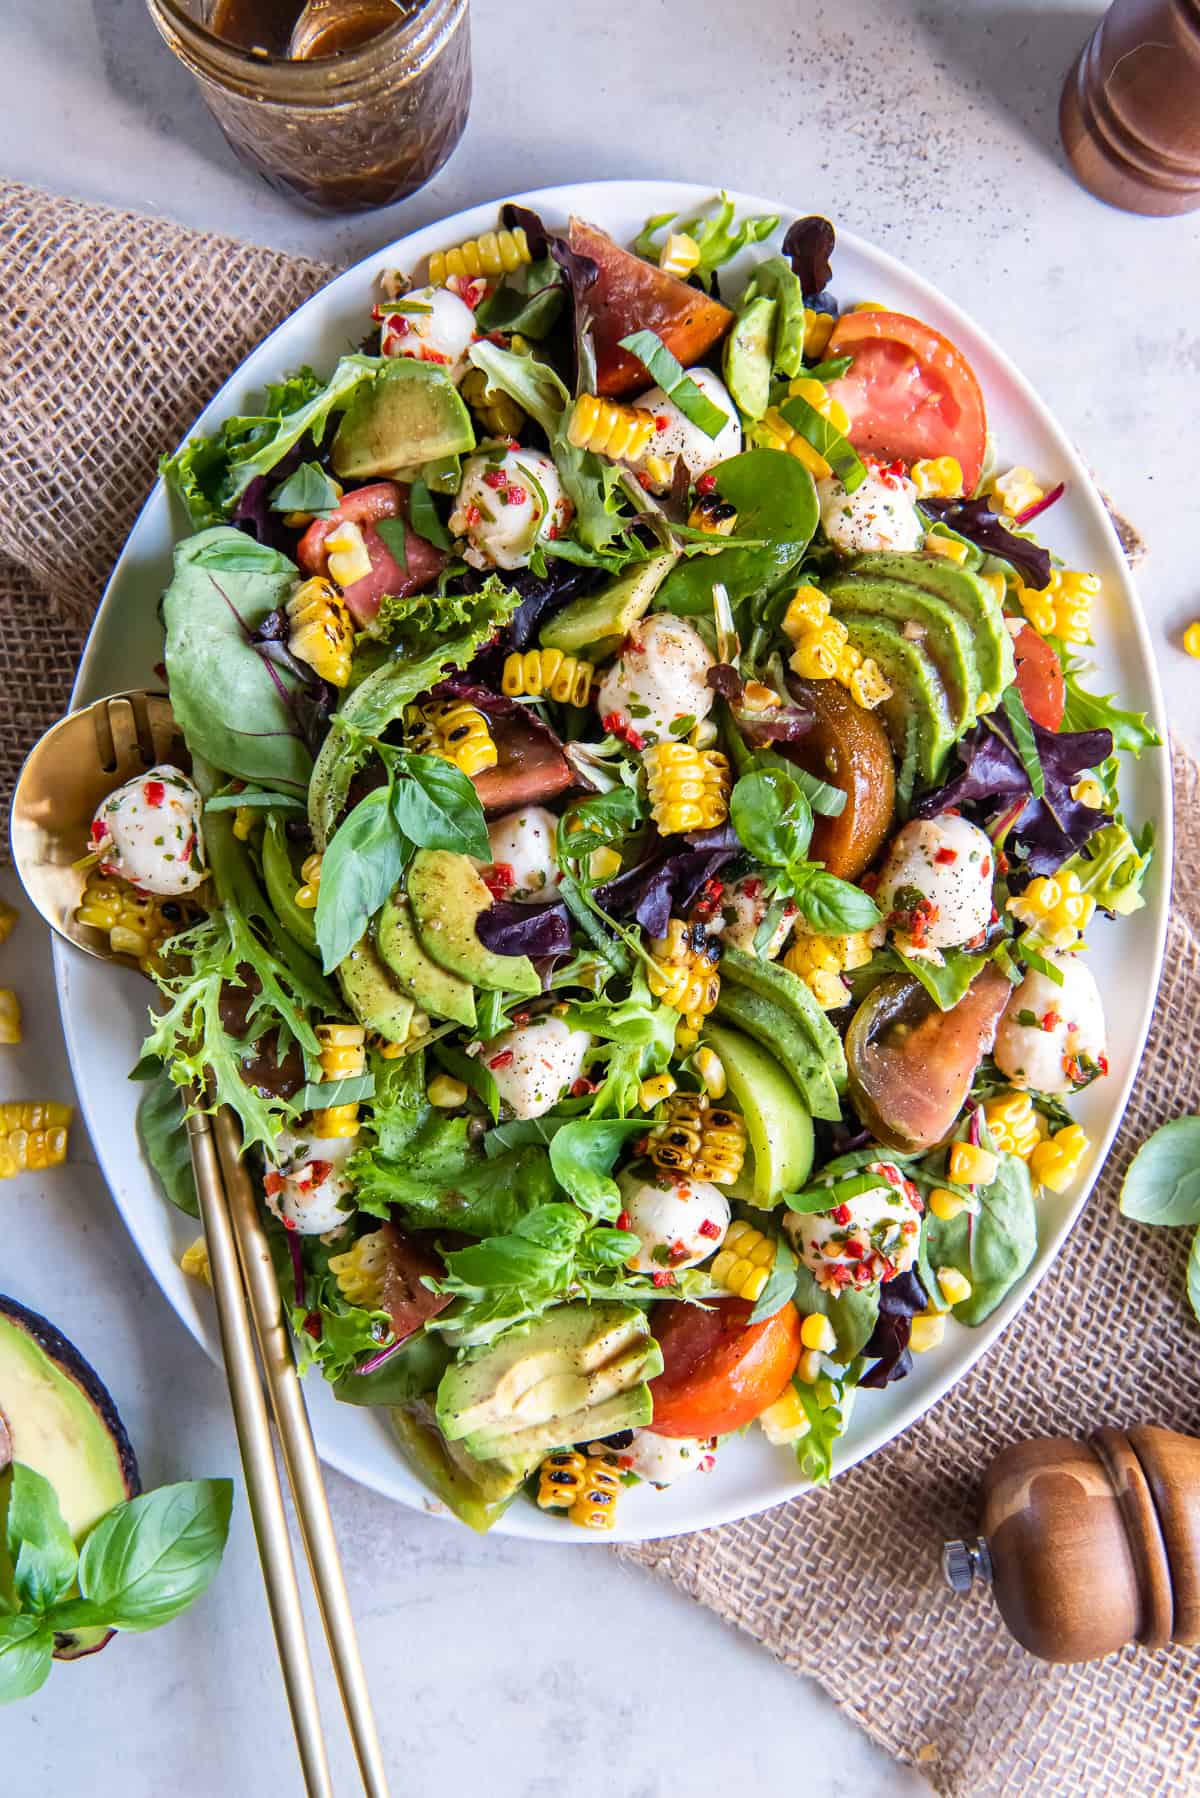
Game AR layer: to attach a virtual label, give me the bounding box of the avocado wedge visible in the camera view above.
[724,294,776,420]
[718,944,849,1092]
[337,931,417,1044]
[390,1399,533,1533]
[407,850,541,997]
[539,551,677,660]
[378,889,477,1029]
[835,614,956,786]
[700,1021,815,1205]
[824,571,981,732]
[849,551,1015,706]
[714,985,842,1122]
[0,1296,140,1659]
[331,360,475,481]
[465,1384,654,1464]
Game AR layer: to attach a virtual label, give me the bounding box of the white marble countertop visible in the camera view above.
[4,0,1200,1792]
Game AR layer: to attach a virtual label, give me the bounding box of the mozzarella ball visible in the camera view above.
[874,816,995,953]
[380,284,476,382]
[449,449,571,571]
[818,468,924,554]
[482,805,562,902]
[92,764,207,896]
[622,1429,717,1487]
[595,613,716,739]
[712,876,797,959]
[632,368,742,484]
[484,1014,592,1120]
[264,1129,356,1236]
[617,1168,730,1274]
[994,954,1107,1094]
[784,1161,922,1293]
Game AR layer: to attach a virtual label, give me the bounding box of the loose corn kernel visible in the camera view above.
[1185,622,1200,659]
[0,990,21,1045]
[0,899,17,944]
[287,577,355,688]
[311,1022,367,1138]
[179,1237,212,1287]
[911,456,965,500]
[325,519,372,589]
[936,1266,973,1306]
[647,919,722,1032]
[568,393,656,463]
[929,1187,967,1221]
[790,615,850,680]
[638,1072,677,1111]
[427,1073,469,1109]
[644,742,730,835]
[660,231,701,279]
[408,700,498,776]
[231,805,254,842]
[782,583,832,642]
[853,300,889,312]
[756,386,849,478]
[1016,568,1100,646]
[642,452,675,490]
[428,226,530,285]
[910,1312,946,1353]
[989,465,1043,517]
[501,647,593,706]
[1007,871,1095,952]
[1072,778,1106,809]
[784,931,873,1010]
[589,846,622,882]
[983,1091,1043,1162]
[1029,1123,1090,1194]
[459,365,525,439]
[328,1228,391,1309]
[675,1023,700,1050]
[759,1385,812,1446]
[802,307,837,358]
[0,1101,72,1179]
[693,1047,726,1100]
[688,492,738,536]
[74,867,201,972]
[294,852,323,910]
[923,532,970,565]
[537,1449,587,1510]
[847,656,892,709]
[800,1312,837,1354]
[567,1458,621,1531]
[795,1348,824,1385]
[649,1091,747,1186]
[947,1141,999,1188]
[710,1217,778,1300]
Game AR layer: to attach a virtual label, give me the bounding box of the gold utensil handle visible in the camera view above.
[185,1107,334,1798]
[213,1108,391,1798]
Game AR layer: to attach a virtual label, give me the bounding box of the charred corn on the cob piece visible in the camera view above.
[179,1237,212,1287]
[294,853,323,911]
[781,583,891,709]
[688,491,738,536]
[287,577,355,688]
[1029,1123,1090,1194]
[312,1022,367,1137]
[1006,871,1095,951]
[0,1101,71,1178]
[537,1449,587,1509]
[74,868,199,970]
[0,989,21,1045]
[0,899,17,944]
[407,700,498,776]
[647,919,722,1030]
[568,1459,621,1531]
[710,1217,777,1301]
[501,647,594,706]
[644,742,730,834]
[328,1228,390,1309]
[567,394,656,463]
[983,1091,1043,1161]
[428,227,530,286]
[647,1092,747,1185]
[783,931,874,1009]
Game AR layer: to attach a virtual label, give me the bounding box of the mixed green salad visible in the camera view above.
[96,195,1160,1532]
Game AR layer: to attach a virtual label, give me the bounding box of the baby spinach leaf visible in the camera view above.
[1120,1118,1200,1227]
[373,516,409,570]
[923,1152,1037,1325]
[730,765,814,867]
[0,1615,54,1704]
[269,461,341,516]
[314,785,407,973]
[548,1119,646,1221]
[618,330,729,437]
[136,1069,199,1217]
[5,1465,77,1614]
[332,1333,451,1409]
[655,451,819,613]
[76,1479,233,1632]
[793,1265,880,1361]
[891,944,988,1013]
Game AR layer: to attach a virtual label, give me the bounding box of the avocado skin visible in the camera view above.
[835,613,955,786]
[848,550,1015,703]
[337,932,417,1043]
[331,361,475,481]
[378,889,476,1028]
[714,985,842,1123]
[407,849,541,998]
[718,945,848,1093]
[0,1296,141,1499]
[825,572,980,732]
[539,551,677,660]
[464,1383,654,1464]
[700,1021,815,1206]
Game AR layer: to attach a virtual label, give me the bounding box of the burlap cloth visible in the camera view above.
[2,180,1196,1796]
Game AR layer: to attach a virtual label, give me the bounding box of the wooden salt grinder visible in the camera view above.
[1060,0,1200,215]
[943,1426,1200,1661]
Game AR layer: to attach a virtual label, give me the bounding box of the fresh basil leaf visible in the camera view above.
[4,1465,77,1614]
[204,788,305,814]
[137,1069,199,1217]
[1120,1118,1200,1227]
[0,1615,54,1704]
[475,988,508,1044]
[785,1170,887,1214]
[76,1479,233,1632]
[791,868,882,934]
[923,1151,1036,1324]
[1001,686,1045,799]
[269,461,341,516]
[373,515,409,571]
[747,1234,799,1323]
[387,751,489,860]
[779,761,847,819]
[617,331,730,438]
[778,392,867,494]
[292,1073,376,1113]
[1189,1226,1200,1326]
[556,786,645,863]
[1016,942,1065,986]
[433,1043,499,1123]
[409,478,454,552]
[730,766,814,867]
[314,785,407,974]
[548,1119,646,1221]
[332,1333,451,1409]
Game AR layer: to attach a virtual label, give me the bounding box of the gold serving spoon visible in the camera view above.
[11,691,389,1798]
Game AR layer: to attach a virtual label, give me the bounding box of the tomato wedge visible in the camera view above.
[1011,621,1065,730]
[298,480,446,626]
[648,1297,802,1438]
[379,1223,452,1343]
[825,311,988,497]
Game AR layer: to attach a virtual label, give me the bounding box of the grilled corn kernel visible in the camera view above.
[537,1449,587,1509]
[0,989,21,1046]
[800,1312,837,1354]
[660,231,701,279]
[989,465,1042,517]
[910,1312,946,1353]
[936,1266,973,1306]
[501,647,593,706]
[710,1217,777,1300]
[1016,568,1100,647]
[642,452,675,490]
[459,365,525,439]
[923,532,970,565]
[693,1047,726,1100]
[287,577,355,688]
[1006,871,1095,952]
[1029,1123,1090,1194]
[647,919,722,1031]
[74,867,200,971]
[929,1187,967,1222]
[589,846,622,882]
[790,615,849,680]
[311,1022,367,1139]
[295,852,323,910]
[568,393,656,463]
[328,1228,390,1309]
[0,1101,72,1179]
[911,456,965,500]
[983,1091,1043,1161]
[1185,621,1200,659]
[429,227,530,286]
[947,1141,999,1188]
[408,700,498,776]
[759,1385,812,1446]
[567,1459,621,1531]
[325,519,372,589]
[427,1073,469,1109]
[649,1092,747,1186]
[795,1348,824,1385]
[638,1073,677,1111]
[802,308,837,358]
[644,742,731,835]
[783,584,831,641]
[784,931,873,1010]
[0,899,17,944]
[179,1236,212,1287]
[848,655,892,709]
[688,492,738,536]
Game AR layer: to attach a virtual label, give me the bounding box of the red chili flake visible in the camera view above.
[487,332,508,346]
[507,485,528,506]
[996,851,1010,876]
[419,347,451,365]
[935,846,957,865]
[370,304,386,321]
[618,1455,634,1470]
[904,897,939,950]
[483,469,508,490]
[460,278,487,309]
[831,1203,852,1226]
[263,1171,285,1197]
[307,1160,333,1185]
[511,1009,531,1027]
[303,1312,323,1340]
[1098,1053,1110,1076]
[668,1240,691,1265]
[90,819,108,846]
[652,1270,677,1288]
[981,857,992,879]
[283,1216,297,1232]
[488,1050,515,1070]
[482,861,515,899]
[546,523,559,539]
[637,472,655,491]
[829,1265,852,1289]
[742,877,762,899]
[843,1237,865,1260]
[698,1218,721,1239]
[1040,1009,1060,1032]
[696,471,718,493]
[988,904,999,924]
[144,779,166,808]
[570,1077,597,1097]
[602,711,625,735]
[1063,1056,1085,1083]
[964,928,988,950]
[626,727,645,751]
[617,1210,633,1231]
[465,503,482,528]
[655,415,671,433]
[386,315,409,338]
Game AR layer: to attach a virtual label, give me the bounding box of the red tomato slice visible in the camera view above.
[648,1296,802,1438]
[379,1223,452,1344]
[297,480,446,626]
[1010,621,1065,729]
[825,311,988,497]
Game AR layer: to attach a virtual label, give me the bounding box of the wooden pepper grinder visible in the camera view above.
[943,1426,1200,1661]
[1060,0,1200,215]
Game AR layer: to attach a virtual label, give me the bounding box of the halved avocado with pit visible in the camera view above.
[700,1021,815,1206]
[407,850,541,997]
[378,888,476,1029]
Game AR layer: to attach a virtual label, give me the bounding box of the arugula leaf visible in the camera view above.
[634,191,779,278]
[5,1465,77,1614]
[730,765,814,867]
[547,1119,646,1221]
[778,392,866,494]
[1058,655,1162,757]
[314,785,407,974]
[269,461,341,516]
[1120,1118,1200,1227]
[0,1615,54,1705]
[408,478,453,551]
[923,1150,1037,1324]
[136,1069,199,1217]
[747,1234,799,1324]
[618,330,729,438]
[75,1480,233,1632]
[1001,686,1045,798]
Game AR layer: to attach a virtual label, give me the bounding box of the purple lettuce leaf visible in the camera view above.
[475,899,573,959]
[919,497,1052,590]
[781,216,835,299]
[706,666,814,746]
[859,1268,928,1388]
[595,824,740,939]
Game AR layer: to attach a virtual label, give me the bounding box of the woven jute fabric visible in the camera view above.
[1,181,1194,1797]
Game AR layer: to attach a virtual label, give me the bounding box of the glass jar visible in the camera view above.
[145,0,471,214]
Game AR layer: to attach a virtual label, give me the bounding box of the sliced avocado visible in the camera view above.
[465,1383,654,1463]
[825,572,981,732]
[337,931,416,1044]
[718,944,848,1092]
[700,1021,815,1206]
[724,294,776,420]
[390,1398,532,1533]
[0,1296,140,1658]
[835,614,956,786]
[436,1303,658,1445]
[407,850,541,997]
[539,551,677,659]
[714,985,842,1122]
[378,888,476,1028]
[331,361,475,482]
[850,551,1015,706]
[261,814,317,954]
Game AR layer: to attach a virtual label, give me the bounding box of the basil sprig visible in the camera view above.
[728,765,881,935]
[617,330,729,438]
